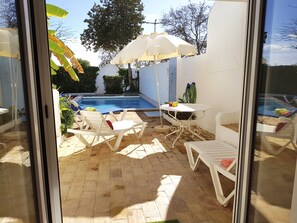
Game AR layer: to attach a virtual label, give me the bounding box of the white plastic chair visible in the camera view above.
[67,110,147,151]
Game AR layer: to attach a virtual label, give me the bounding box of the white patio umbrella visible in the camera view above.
[0,28,20,58]
[111,32,197,129]
[0,28,20,130]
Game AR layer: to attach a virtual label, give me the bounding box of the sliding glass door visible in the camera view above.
[0,0,61,222]
[248,0,297,222]
[0,0,39,221]
[235,0,297,222]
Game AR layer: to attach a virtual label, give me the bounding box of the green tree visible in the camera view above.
[49,20,74,42]
[81,0,144,88]
[0,0,17,28]
[78,58,91,68]
[0,2,83,80]
[81,0,144,52]
[161,1,210,55]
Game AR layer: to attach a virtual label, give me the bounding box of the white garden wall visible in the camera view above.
[52,89,61,145]
[136,1,247,134]
[0,57,25,133]
[176,1,248,133]
[0,58,25,111]
[96,64,119,94]
[96,64,139,94]
[139,62,169,104]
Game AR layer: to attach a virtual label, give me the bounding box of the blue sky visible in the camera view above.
[46,0,204,65]
[263,0,297,65]
[47,0,195,37]
[46,0,297,66]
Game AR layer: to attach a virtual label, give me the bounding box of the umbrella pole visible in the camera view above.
[14,60,18,130]
[9,59,15,126]
[153,58,163,126]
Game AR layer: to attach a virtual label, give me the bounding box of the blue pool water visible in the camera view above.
[75,96,156,114]
[257,97,297,117]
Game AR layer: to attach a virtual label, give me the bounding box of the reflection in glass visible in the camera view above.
[249,0,297,222]
[0,0,37,222]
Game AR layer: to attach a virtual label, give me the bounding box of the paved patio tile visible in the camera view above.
[58,111,235,223]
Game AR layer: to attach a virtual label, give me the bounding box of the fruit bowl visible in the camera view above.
[168,101,179,107]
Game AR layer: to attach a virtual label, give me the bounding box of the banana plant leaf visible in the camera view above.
[46,3,84,81]
[50,59,59,75]
[46,4,68,18]
[52,51,79,81]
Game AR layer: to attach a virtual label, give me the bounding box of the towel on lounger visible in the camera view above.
[220,158,235,169]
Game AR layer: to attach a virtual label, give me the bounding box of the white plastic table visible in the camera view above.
[0,108,9,114]
[160,103,214,148]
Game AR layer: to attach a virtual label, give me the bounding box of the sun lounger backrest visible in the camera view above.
[80,110,112,133]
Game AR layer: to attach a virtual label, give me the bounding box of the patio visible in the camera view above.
[58,111,234,223]
[0,110,295,222]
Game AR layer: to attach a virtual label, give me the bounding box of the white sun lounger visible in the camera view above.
[68,110,147,151]
[257,120,297,155]
[184,111,239,206]
[184,140,237,206]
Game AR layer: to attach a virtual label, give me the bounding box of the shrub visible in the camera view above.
[118,68,139,92]
[103,75,124,94]
[118,68,129,87]
[59,96,74,135]
[51,66,99,93]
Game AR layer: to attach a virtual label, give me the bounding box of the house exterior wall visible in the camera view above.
[176,1,248,133]
[139,62,169,104]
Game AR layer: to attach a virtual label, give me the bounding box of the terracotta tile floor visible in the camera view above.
[0,112,295,222]
[58,112,234,223]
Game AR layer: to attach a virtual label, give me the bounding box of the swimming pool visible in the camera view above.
[257,97,297,117]
[75,96,157,114]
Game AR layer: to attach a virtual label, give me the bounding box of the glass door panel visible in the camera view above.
[0,0,37,222]
[248,0,297,222]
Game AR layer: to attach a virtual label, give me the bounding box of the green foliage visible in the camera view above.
[178,82,197,103]
[59,96,74,135]
[78,58,91,68]
[46,4,84,80]
[118,68,139,92]
[51,66,98,93]
[259,65,297,95]
[81,0,145,52]
[103,75,124,94]
[46,4,68,18]
[0,0,17,28]
[118,68,129,86]
[161,2,210,55]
